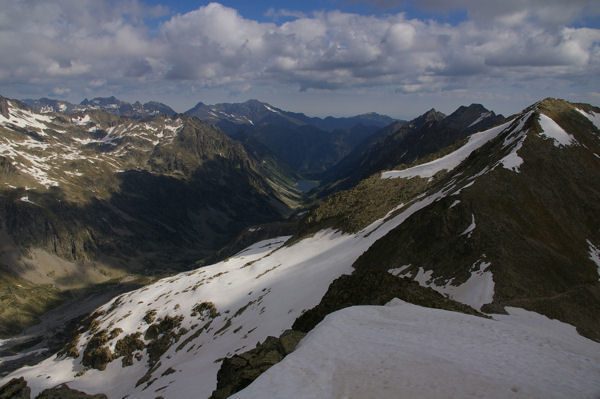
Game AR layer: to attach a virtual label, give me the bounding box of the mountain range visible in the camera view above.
[318,103,504,195]
[23,97,177,119]
[0,96,304,338]
[0,96,599,398]
[24,96,397,177]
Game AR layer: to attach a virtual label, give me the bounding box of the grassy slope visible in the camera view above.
[0,270,62,337]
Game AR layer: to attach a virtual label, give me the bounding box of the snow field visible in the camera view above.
[497,111,534,172]
[234,300,600,399]
[0,101,53,135]
[3,100,598,399]
[2,172,481,398]
[381,118,513,179]
[577,108,600,131]
[0,103,185,189]
[468,111,493,127]
[538,113,577,147]
[388,256,495,311]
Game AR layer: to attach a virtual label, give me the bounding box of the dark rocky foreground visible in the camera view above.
[0,377,106,399]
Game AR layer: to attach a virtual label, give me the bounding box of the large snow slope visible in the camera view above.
[381,118,512,179]
[1,177,472,398]
[235,300,600,399]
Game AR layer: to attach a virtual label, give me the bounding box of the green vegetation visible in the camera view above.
[176,320,213,352]
[108,328,122,340]
[143,310,157,324]
[213,319,232,336]
[191,302,219,320]
[144,315,185,366]
[0,377,30,399]
[161,367,176,376]
[0,271,62,338]
[296,169,438,237]
[114,333,145,367]
[81,330,111,371]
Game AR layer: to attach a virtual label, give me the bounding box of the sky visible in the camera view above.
[1,0,599,119]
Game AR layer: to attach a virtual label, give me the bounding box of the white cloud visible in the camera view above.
[0,0,597,104]
[265,8,306,20]
[52,87,71,95]
[416,0,600,28]
[89,79,107,88]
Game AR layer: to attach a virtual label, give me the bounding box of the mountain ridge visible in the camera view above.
[0,96,300,337]
[1,97,599,399]
[21,95,399,177]
[317,103,504,195]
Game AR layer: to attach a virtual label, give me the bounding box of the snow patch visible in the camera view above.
[576,108,600,130]
[460,213,476,237]
[0,102,53,135]
[234,301,600,399]
[381,118,513,179]
[449,200,460,208]
[499,136,526,171]
[2,185,453,398]
[468,111,492,127]
[451,180,474,196]
[0,348,48,365]
[264,104,280,114]
[538,114,577,147]
[73,114,91,125]
[388,265,411,277]
[19,196,37,205]
[497,110,535,172]
[587,240,600,280]
[389,257,494,311]
[444,259,494,310]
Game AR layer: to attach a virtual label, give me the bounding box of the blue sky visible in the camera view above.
[142,0,470,24]
[1,0,599,119]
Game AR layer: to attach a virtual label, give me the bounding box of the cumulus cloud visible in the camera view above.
[89,79,107,88]
[265,8,306,20]
[52,87,71,95]
[415,0,600,28]
[0,0,598,100]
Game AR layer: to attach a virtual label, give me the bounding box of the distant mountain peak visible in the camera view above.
[24,96,175,118]
[409,108,445,128]
[0,96,10,119]
[424,108,444,118]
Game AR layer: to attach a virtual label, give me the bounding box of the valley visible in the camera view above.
[0,95,599,398]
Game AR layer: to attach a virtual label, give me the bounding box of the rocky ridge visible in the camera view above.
[0,96,299,336]
[319,103,504,194]
[0,98,599,398]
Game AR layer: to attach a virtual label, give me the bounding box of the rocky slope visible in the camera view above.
[0,96,299,336]
[1,98,599,398]
[23,96,396,178]
[23,97,176,119]
[186,99,396,176]
[184,99,394,133]
[319,103,504,195]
